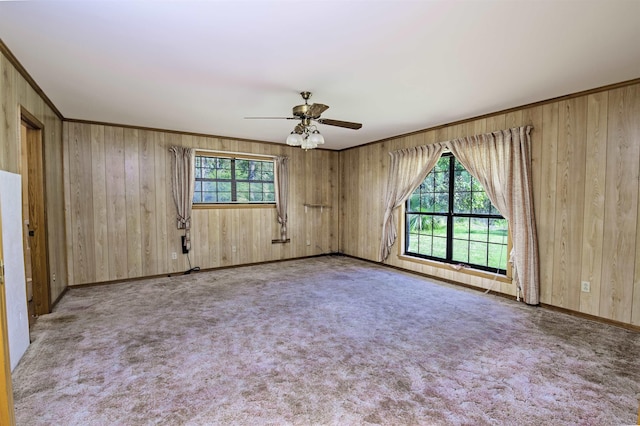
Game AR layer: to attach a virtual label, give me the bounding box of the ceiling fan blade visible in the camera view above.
[244,116,297,120]
[317,118,362,130]
[306,103,329,118]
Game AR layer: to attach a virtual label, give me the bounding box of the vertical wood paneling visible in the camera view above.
[579,93,608,315]
[600,86,640,323]
[552,98,587,311]
[105,126,128,280]
[0,55,18,173]
[62,124,74,285]
[139,130,157,276]
[69,123,95,284]
[154,132,168,272]
[91,125,108,282]
[538,103,559,304]
[124,128,142,277]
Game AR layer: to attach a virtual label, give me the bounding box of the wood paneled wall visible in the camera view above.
[63,123,339,285]
[340,81,640,327]
[0,51,66,304]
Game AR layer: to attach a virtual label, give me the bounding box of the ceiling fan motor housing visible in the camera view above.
[292,104,310,118]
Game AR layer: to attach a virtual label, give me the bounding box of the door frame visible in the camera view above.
[20,107,51,316]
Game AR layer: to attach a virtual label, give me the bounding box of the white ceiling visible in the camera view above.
[1,1,639,150]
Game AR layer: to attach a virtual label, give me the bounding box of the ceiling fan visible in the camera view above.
[245,91,362,149]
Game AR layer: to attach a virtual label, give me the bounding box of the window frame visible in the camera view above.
[192,151,276,209]
[403,153,511,277]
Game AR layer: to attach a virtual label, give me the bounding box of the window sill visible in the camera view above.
[398,254,512,285]
[193,203,276,210]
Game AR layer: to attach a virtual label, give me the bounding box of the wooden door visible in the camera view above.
[20,124,35,325]
[20,116,50,317]
[0,211,16,425]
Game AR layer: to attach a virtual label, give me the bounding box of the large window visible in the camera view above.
[193,154,275,204]
[405,153,508,274]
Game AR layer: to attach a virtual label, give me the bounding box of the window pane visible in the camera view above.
[262,163,274,180]
[248,161,259,180]
[218,182,231,192]
[203,192,216,203]
[488,243,508,270]
[453,217,470,241]
[264,193,275,202]
[203,182,216,192]
[472,192,492,214]
[453,191,471,213]
[433,193,448,213]
[469,217,489,242]
[237,182,250,192]
[471,178,484,192]
[237,192,250,202]
[432,216,447,237]
[452,238,468,263]
[422,194,436,212]
[250,182,263,193]
[455,170,471,191]
[488,218,508,243]
[432,236,447,258]
[469,241,488,266]
[236,160,249,179]
[193,192,202,203]
[218,192,231,202]
[435,156,449,172]
[434,170,448,192]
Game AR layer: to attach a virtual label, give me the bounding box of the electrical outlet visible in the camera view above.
[581,281,590,293]
[232,246,237,253]
[171,252,177,260]
[52,273,56,282]
[306,240,311,246]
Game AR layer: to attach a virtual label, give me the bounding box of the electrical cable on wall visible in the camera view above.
[183,230,200,275]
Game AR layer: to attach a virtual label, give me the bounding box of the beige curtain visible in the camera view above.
[274,155,289,240]
[169,146,195,251]
[446,126,539,305]
[379,143,446,262]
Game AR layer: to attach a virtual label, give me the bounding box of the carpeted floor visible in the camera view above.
[11,256,640,425]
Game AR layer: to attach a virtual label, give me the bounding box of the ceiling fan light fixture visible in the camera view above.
[301,136,316,150]
[286,132,303,146]
[308,130,324,145]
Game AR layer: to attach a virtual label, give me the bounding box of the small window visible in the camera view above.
[193,154,275,205]
[405,153,509,274]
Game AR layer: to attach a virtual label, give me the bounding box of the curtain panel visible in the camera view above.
[379,143,446,261]
[169,146,196,251]
[446,126,539,305]
[274,156,290,240]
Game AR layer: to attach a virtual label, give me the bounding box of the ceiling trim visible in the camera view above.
[0,38,64,120]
